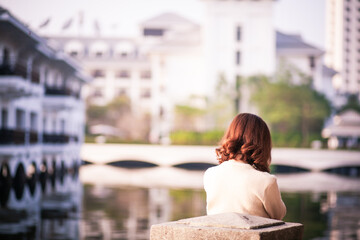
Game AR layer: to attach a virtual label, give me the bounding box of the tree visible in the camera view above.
[208,73,236,129]
[251,75,331,147]
[86,96,151,142]
[174,104,206,131]
[338,94,360,113]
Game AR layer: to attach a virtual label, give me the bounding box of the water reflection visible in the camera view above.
[0,171,81,240]
[0,165,359,240]
[81,185,205,240]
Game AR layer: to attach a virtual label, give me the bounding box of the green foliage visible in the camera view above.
[209,73,236,129]
[170,130,224,145]
[175,105,205,116]
[84,135,150,144]
[282,192,327,240]
[87,96,131,126]
[338,94,360,113]
[86,96,150,142]
[169,189,206,220]
[87,105,107,121]
[251,75,331,147]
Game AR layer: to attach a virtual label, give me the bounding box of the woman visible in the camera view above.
[203,113,286,220]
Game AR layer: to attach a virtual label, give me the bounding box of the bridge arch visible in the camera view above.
[13,163,26,200]
[50,158,57,190]
[0,162,12,207]
[39,159,48,193]
[107,159,158,169]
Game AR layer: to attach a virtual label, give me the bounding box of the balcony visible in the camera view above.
[0,64,43,98]
[0,128,29,145]
[29,131,39,144]
[43,86,81,110]
[43,133,70,144]
[0,129,41,145]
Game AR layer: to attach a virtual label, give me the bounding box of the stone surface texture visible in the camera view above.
[150,213,303,240]
[178,212,284,229]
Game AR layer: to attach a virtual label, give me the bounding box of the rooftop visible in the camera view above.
[276,31,324,56]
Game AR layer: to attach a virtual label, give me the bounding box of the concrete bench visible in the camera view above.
[150,212,303,240]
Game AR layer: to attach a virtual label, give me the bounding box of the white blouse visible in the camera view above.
[203,160,286,220]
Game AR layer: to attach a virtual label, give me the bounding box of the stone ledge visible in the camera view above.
[150,213,303,240]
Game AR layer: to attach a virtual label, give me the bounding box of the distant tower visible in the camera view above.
[202,0,276,113]
[325,0,360,97]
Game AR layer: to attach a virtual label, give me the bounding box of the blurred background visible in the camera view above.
[0,0,359,239]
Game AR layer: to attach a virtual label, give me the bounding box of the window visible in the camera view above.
[92,69,105,78]
[2,48,10,66]
[140,70,151,79]
[140,88,151,98]
[95,51,103,58]
[52,120,56,133]
[116,70,131,79]
[117,88,127,96]
[236,26,242,42]
[15,109,25,130]
[1,109,8,128]
[236,51,241,65]
[30,112,37,131]
[93,88,103,97]
[60,119,65,134]
[43,117,47,132]
[309,56,316,69]
[143,28,164,36]
[70,51,78,57]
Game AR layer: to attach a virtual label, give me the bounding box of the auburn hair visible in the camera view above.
[215,113,272,173]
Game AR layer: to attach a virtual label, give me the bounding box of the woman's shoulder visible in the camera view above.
[204,164,219,177]
[252,169,277,186]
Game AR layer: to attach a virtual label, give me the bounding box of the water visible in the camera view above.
[0,165,360,240]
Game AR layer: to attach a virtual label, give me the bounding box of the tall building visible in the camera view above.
[325,0,360,101]
[203,0,276,113]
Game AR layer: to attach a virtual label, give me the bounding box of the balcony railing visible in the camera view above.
[31,71,40,84]
[43,133,70,144]
[0,63,40,84]
[29,131,38,144]
[0,128,26,145]
[45,86,80,99]
[0,129,79,145]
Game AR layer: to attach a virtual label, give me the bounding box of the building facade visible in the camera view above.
[0,6,88,218]
[203,0,276,113]
[39,0,338,142]
[325,0,360,99]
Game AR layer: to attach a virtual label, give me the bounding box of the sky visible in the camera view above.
[1,0,326,48]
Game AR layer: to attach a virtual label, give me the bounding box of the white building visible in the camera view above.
[39,0,337,142]
[325,0,360,100]
[276,31,337,104]
[48,13,204,143]
[0,6,88,209]
[203,0,276,113]
[322,110,360,149]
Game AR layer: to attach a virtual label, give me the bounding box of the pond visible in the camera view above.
[0,164,359,240]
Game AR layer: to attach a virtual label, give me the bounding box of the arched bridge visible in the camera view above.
[81,144,360,172]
